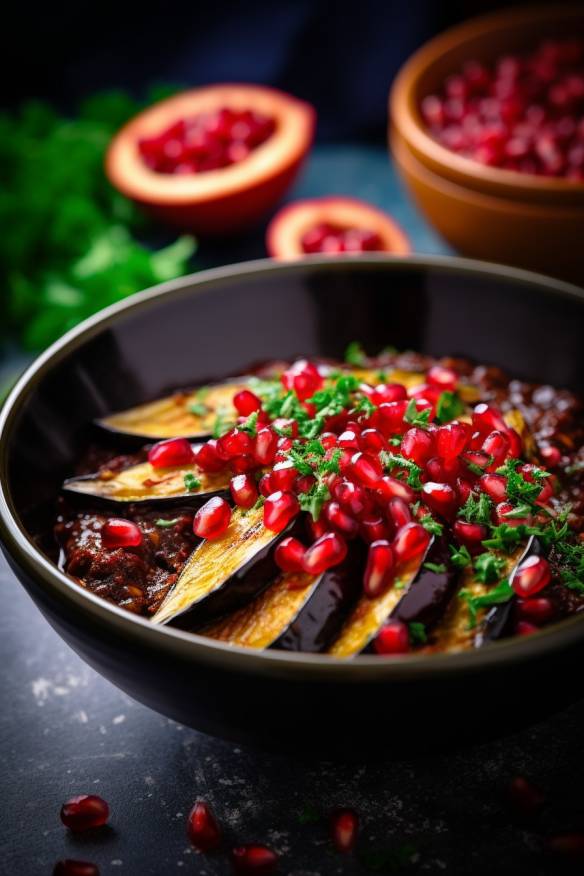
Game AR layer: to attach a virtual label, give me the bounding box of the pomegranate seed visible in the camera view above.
[258,473,273,497]
[187,800,222,852]
[462,450,492,476]
[53,862,99,876]
[479,473,507,502]
[516,597,555,624]
[193,497,232,539]
[264,491,300,532]
[482,430,510,467]
[148,437,194,468]
[350,452,383,487]
[401,427,433,465]
[393,522,431,565]
[387,497,412,531]
[377,400,409,435]
[281,359,323,401]
[60,795,109,832]
[359,428,386,453]
[506,428,523,458]
[294,473,315,494]
[453,519,487,550]
[272,418,298,438]
[376,475,415,505]
[427,364,458,390]
[320,431,338,450]
[306,516,329,541]
[195,439,226,472]
[435,422,470,460]
[275,536,306,572]
[219,428,254,459]
[330,807,359,853]
[230,473,258,509]
[101,518,142,549]
[472,403,507,435]
[271,460,299,491]
[230,844,279,875]
[338,428,360,449]
[456,477,473,505]
[374,619,410,654]
[543,832,584,861]
[516,620,539,636]
[371,383,407,404]
[231,454,257,474]
[302,532,347,574]
[364,540,395,598]
[495,501,531,526]
[508,776,545,818]
[422,482,458,520]
[511,555,552,597]
[334,480,372,517]
[360,515,390,543]
[540,445,561,467]
[325,501,359,538]
[233,389,261,416]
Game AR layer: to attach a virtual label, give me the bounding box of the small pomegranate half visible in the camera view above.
[266,196,411,259]
[106,84,315,234]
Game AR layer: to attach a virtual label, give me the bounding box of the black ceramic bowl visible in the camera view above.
[2,256,584,754]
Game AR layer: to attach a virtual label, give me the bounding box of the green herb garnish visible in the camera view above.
[473,552,506,584]
[344,341,366,366]
[435,390,465,424]
[423,561,447,574]
[449,543,472,569]
[458,491,493,526]
[403,397,431,427]
[420,516,443,536]
[408,621,427,645]
[183,473,201,492]
[459,578,513,627]
[155,517,180,528]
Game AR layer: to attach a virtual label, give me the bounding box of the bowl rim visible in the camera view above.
[2,253,584,682]
[389,3,584,197]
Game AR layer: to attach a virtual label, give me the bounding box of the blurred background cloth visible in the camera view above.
[2,0,511,139]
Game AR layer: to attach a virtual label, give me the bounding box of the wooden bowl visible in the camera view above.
[389,4,584,282]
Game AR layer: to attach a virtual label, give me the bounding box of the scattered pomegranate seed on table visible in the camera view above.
[53,861,100,876]
[230,843,279,875]
[508,776,545,818]
[60,795,109,832]
[186,799,222,852]
[330,807,359,853]
[421,38,584,178]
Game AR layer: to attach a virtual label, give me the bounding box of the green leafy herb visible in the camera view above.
[496,458,550,505]
[449,543,472,569]
[435,390,465,424]
[465,455,494,476]
[459,578,513,627]
[423,561,447,574]
[155,517,180,528]
[344,341,366,366]
[458,491,493,526]
[502,503,532,520]
[389,436,402,447]
[420,515,443,536]
[188,402,208,416]
[236,411,258,437]
[403,397,431,427]
[482,523,525,553]
[352,396,376,417]
[473,552,506,584]
[298,481,330,521]
[380,452,423,490]
[408,621,427,645]
[183,473,201,492]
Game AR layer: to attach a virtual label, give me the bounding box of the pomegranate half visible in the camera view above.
[266,196,411,259]
[106,84,316,234]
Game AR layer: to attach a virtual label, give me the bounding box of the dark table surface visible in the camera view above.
[2,146,584,876]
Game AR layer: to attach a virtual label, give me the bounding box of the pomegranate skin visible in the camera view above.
[60,795,109,832]
[187,800,222,852]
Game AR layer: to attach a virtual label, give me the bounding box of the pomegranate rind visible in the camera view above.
[106,84,316,234]
[266,196,411,259]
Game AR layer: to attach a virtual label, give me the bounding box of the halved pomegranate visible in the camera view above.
[106,84,316,234]
[266,196,411,259]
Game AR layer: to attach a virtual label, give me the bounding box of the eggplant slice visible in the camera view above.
[327,539,436,658]
[151,506,283,626]
[62,461,229,506]
[96,380,250,441]
[204,543,365,652]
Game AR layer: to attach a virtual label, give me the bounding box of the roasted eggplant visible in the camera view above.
[204,543,365,652]
[96,380,249,441]
[151,506,284,626]
[62,461,229,506]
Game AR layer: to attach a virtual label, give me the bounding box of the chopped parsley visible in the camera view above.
[496,458,550,505]
[236,411,258,436]
[420,515,443,536]
[457,491,493,526]
[435,390,465,424]
[352,395,377,417]
[188,401,208,416]
[482,523,525,553]
[449,543,472,569]
[344,341,366,366]
[408,621,427,645]
[403,397,431,427]
[298,481,330,521]
[423,561,447,574]
[155,517,180,528]
[380,452,423,490]
[459,578,513,627]
[473,552,506,584]
[183,473,201,492]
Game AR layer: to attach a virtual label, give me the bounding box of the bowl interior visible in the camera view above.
[3,257,584,571]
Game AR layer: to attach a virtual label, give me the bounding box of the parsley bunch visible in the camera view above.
[1,87,195,350]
